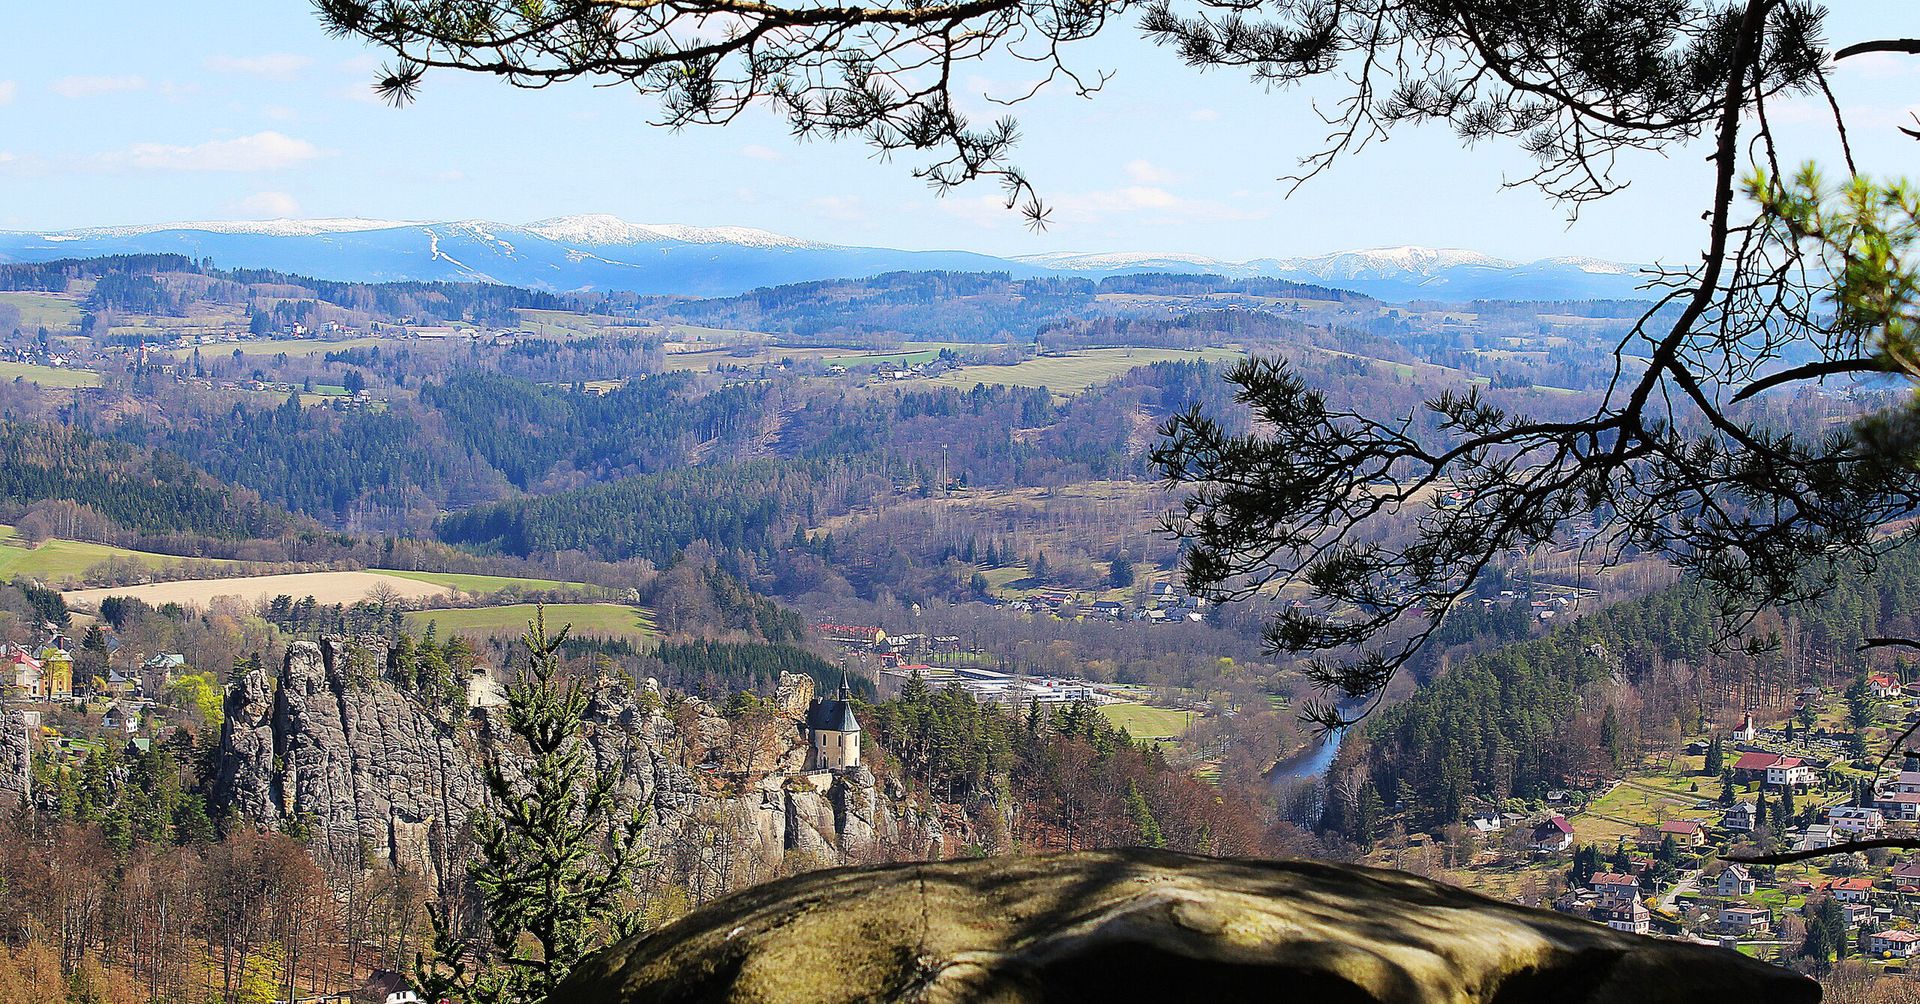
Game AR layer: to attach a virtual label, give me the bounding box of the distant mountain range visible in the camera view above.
[0,215,1655,301]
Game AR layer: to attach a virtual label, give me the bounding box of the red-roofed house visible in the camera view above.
[1590,872,1640,906]
[1819,876,1877,904]
[2,644,45,698]
[1869,674,1903,699]
[1657,819,1706,847]
[1869,930,1920,959]
[1731,751,1780,783]
[1531,815,1574,851]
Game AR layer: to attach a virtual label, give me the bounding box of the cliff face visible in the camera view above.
[0,704,30,808]
[214,637,937,892]
[559,848,1820,1004]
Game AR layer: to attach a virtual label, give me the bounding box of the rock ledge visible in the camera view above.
[560,848,1817,1003]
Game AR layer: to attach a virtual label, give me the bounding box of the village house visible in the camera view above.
[1868,929,1920,959]
[142,652,186,677]
[100,702,138,736]
[1531,815,1574,852]
[1649,819,1707,848]
[1715,865,1756,898]
[1719,905,1770,936]
[1730,751,1779,784]
[1843,903,1874,930]
[1589,872,1640,907]
[1729,750,1817,788]
[1797,823,1839,853]
[1894,860,1920,892]
[1821,876,1877,904]
[1869,674,1904,700]
[1722,801,1758,833]
[1767,756,1817,789]
[3,644,45,698]
[1876,790,1920,822]
[1890,771,1920,795]
[1731,713,1759,744]
[1829,805,1887,838]
[1598,900,1651,935]
[102,667,140,697]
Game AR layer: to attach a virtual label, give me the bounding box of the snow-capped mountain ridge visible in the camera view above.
[39,218,424,240]
[525,214,831,250]
[0,216,1654,300]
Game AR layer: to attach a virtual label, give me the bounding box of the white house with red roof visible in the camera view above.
[1868,929,1920,959]
[1531,815,1574,851]
[2,644,44,698]
[1869,674,1904,699]
[1819,876,1877,904]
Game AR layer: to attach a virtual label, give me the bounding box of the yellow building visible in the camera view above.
[36,645,72,699]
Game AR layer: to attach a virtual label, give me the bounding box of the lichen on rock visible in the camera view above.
[557,847,1819,1004]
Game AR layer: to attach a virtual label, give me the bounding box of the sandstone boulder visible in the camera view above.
[559,848,1816,1003]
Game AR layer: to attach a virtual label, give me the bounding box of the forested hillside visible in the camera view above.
[0,422,304,540]
[1345,545,1920,836]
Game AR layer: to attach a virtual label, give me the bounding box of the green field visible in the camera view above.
[0,361,101,388]
[915,348,1244,396]
[379,569,592,596]
[0,527,230,583]
[166,336,396,358]
[821,342,978,367]
[0,292,85,329]
[406,602,655,640]
[1099,702,1193,739]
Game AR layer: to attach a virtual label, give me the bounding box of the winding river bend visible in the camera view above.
[1268,726,1347,785]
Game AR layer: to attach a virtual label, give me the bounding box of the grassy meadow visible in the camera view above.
[405,602,656,641]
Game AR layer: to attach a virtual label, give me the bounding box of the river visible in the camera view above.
[1267,725,1347,785]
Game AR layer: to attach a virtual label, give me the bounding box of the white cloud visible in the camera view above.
[1188,108,1221,123]
[52,75,146,98]
[1048,185,1267,226]
[1838,52,1920,81]
[1125,160,1174,184]
[204,54,314,77]
[0,82,15,106]
[937,194,1023,230]
[231,191,302,217]
[740,144,784,161]
[108,132,321,172]
[808,195,869,222]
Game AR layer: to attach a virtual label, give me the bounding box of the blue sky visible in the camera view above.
[0,3,1911,263]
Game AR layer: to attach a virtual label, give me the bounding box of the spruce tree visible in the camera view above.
[1126,781,1166,849]
[417,608,649,1004]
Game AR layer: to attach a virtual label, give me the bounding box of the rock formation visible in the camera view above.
[214,636,937,892]
[0,703,31,807]
[558,848,1818,1004]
